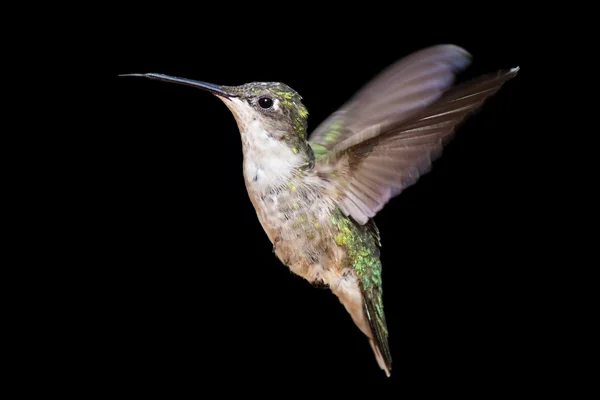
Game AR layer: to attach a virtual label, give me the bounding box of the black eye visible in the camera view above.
[258,97,273,109]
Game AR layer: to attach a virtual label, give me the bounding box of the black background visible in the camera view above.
[99,6,535,391]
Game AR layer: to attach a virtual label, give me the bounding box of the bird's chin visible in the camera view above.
[215,96,252,133]
[216,95,237,111]
[215,95,235,113]
[215,94,232,102]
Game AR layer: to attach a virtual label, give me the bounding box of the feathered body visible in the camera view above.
[123,44,519,377]
[227,104,392,373]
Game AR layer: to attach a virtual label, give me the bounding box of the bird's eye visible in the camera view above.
[258,97,274,109]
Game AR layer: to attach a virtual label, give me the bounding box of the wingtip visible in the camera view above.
[433,44,472,70]
[438,43,471,55]
[118,73,145,77]
[496,66,520,81]
[504,66,520,80]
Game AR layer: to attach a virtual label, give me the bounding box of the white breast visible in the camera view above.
[242,120,303,191]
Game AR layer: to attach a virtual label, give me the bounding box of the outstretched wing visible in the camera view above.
[308,44,472,159]
[315,67,519,225]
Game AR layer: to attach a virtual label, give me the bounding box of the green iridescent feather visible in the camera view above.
[308,118,345,161]
[331,208,392,368]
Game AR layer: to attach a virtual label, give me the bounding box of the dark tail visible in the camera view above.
[364,297,392,377]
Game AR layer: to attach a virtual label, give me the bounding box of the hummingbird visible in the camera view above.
[121,44,519,377]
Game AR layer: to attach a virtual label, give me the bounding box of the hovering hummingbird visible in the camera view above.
[121,44,518,377]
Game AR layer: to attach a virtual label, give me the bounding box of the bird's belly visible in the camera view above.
[252,191,345,285]
[272,233,347,286]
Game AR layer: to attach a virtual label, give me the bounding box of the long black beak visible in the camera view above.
[119,73,236,98]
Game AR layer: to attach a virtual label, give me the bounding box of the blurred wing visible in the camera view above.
[308,44,472,159]
[320,67,520,225]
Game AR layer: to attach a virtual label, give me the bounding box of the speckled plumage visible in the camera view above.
[123,44,519,377]
[216,88,395,374]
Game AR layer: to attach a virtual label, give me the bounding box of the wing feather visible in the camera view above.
[324,67,519,224]
[308,45,472,154]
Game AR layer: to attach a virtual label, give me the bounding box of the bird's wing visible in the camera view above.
[307,44,472,160]
[311,66,519,225]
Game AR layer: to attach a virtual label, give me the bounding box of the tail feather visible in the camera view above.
[369,338,391,377]
[364,297,392,377]
[330,277,392,377]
